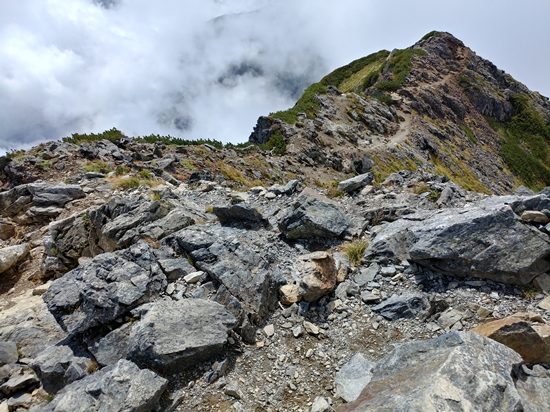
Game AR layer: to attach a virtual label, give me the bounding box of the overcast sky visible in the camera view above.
[1,0,549,153]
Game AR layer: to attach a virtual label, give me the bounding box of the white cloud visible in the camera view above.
[1,0,549,153]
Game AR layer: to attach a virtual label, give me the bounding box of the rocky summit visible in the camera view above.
[0,31,550,412]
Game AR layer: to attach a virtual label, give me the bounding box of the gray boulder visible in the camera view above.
[0,243,29,274]
[27,183,85,207]
[342,332,523,412]
[213,204,265,226]
[515,364,550,412]
[371,293,432,321]
[127,299,236,373]
[170,225,286,324]
[337,173,373,193]
[335,353,375,403]
[43,241,167,336]
[32,359,167,412]
[0,342,18,366]
[88,323,131,367]
[364,203,550,285]
[278,189,349,239]
[267,180,301,196]
[158,258,196,281]
[30,345,89,394]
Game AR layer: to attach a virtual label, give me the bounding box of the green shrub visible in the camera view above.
[460,125,477,144]
[36,160,50,171]
[139,169,152,179]
[84,161,113,174]
[342,240,369,266]
[320,50,390,89]
[422,30,440,40]
[116,176,141,190]
[375,49,426,92]
[133,134,223,149]
[270,83,327,124]
[114,165,131,176]
[63,127,124,144]
[258,131,286,154]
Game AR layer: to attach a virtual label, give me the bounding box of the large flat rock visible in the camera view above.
[127,299,236,373]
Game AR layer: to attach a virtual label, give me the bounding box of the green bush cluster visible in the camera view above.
[270,83,327,124]
[133,134,224,149]
[320,50,390,89]
[460,125,477,144]
[421,30,440,41]
[63,128,124,144]
[492,94,550,189]
[258,131,286,154]
[375,49,426,92]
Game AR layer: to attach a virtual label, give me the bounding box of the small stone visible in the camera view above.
[327,299,342,313]
[538,296,550,311]
[32,281,53,296]
[360,291,380,304]
[311,396,331,412]
[306,349,314,358]
[464,280,486,287]
[280,284,301,305]
[380,266,396,277]
[265,192,277,199]
[184,271,205,284]
[264,324,275,337]
[521,210,550,224]
[224,383,243,399]
[533,274,550,294]
[303,321,319,335]
[0,342,18,366]
[372,322,379,330]
[292,326,303,338]
[448,282,459,289]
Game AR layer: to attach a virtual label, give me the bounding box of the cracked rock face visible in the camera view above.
[364,203,550,285]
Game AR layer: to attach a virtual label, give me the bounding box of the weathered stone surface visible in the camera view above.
[170,225,286,324]
[0,342,18,366]
[337,173,374,193]
[127,299,236,373]
[364,204,550,285]
[533,274,550,294]
[538,296,550,311]
[297,252,341,302]
[43,241,167,336]
[521,210,550,224]
[341,332,523,412]
[30,345,89,394]
[335,353,375,403]
[0,243,29,274]
[0,368,39,395]
[88,323,131,367]
[372,293,431,321]
[268,180,301,196]
[311,396,331,412]
[32,359,167,412]
[213,204,265,226]
[280,284,301,305]
[278,189,349,239]
[355,263,378,287]
[158,258,196,281]
[470,313,550,363]
[514,364,550,412]
[0,222,15,241]
[0,292,66,358]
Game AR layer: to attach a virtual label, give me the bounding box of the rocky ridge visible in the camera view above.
[0,31,549,412]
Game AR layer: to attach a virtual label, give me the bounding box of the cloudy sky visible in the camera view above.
[1,0,549,153]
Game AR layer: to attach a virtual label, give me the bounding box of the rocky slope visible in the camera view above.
[0,32,549,412]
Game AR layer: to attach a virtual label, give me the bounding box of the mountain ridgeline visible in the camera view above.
[250,31,550,193]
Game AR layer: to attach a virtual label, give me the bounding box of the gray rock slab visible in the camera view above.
[127,299,236,373]
[32,359,167,412]
[0,342,18,366]
[335,353,375,403]
[0,243,29,274]
[89,323,131,367]
[213,204,265,225]
[338,173,374,193]
[158,258,196,281]
[372,293,431,321]
[364,203,550,285]
[354,263,378,287]
[344,332,523,412]
[43,241,167,336]
[27,183,85,207]
[30,345,89,394]
[278,189,349,239]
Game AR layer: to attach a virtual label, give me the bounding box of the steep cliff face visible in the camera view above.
[250,31,550,193]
